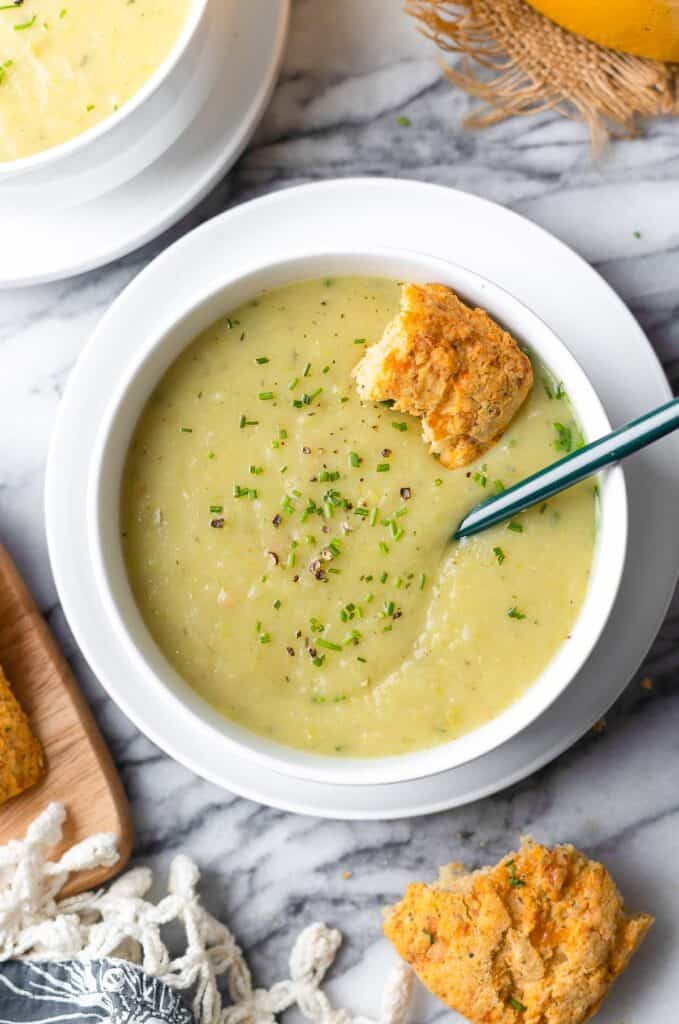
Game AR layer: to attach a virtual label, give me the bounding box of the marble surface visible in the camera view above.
[2,1,679,1020]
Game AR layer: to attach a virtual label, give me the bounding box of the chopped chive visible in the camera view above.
[493,546,506,565]
[249,465,263,475]
[353,337,366,345]
[273,599,281,610]
[494,480,505,493]
[239,415,258,428]
[317,639,342,651]
[180,427,193,433]
[539,502,549,514]
[354,506,369,518]
[209,505,224,514]
[380,571,388,583]
[303,362,311,377]
[288,378,298,390]
[507,520,523,533]
[434,478,442,487]
[507,607,526,620]
[552,422,573,453]
[258,391,274,401]
[259,632,271,644]
[379,541,389,555]
[349,451,362,467]
[418,574,426,590]
[392,422,408,432]
[397,115,411,126]
[369,508,378,527]
[509,998,526,1013]
[14,14,36,29]
[377,463,390,473]
[506,859,526,888]
[255,356,269,365]
[279,429,287,439]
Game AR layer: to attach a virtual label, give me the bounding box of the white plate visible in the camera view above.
[0,0,289,289]
[46,178,679,819]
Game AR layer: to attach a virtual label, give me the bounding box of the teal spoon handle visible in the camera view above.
[454,395,679,540]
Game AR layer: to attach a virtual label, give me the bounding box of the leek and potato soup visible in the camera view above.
[0,0,191,161]
[121,277,596,758]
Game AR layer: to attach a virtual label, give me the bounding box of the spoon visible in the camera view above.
[454,395,679,540]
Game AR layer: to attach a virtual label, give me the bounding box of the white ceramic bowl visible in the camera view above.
[88,248,628,787]
[0,0,217,210]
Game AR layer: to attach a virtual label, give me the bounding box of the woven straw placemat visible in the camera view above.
[407,0,679,147]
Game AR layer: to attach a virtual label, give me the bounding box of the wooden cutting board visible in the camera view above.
[0,544,133,896]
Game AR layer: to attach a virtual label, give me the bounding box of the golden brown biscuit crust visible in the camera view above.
[384,838,652,1024]
[0,663,45,804]
[353,283,533,468]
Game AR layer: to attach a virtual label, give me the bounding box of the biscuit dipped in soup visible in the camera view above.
[0,0,191,162]
[121,277,596,758]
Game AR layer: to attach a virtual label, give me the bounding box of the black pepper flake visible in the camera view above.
[308,647,317,658]
[400,487,412,500]
[272,514,282,527]
[393,610,403,620]
[286,646,295,656]
[381,448,392,457]
[210,517,225,529]
[293,574,300,582]
[267,551,279,565]
[302,446,311,454]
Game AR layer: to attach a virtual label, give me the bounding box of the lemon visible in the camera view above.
[526,0,679,62]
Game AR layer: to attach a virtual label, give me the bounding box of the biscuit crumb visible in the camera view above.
[640,676,654,691]
[342,870,353,880]
[384,838,652,1024]
[353,283,533,468]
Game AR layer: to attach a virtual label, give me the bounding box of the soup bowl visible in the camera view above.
[88,248,628,787]
[0,0,216,210]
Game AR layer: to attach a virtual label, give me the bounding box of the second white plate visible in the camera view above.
[0,0,289,288]
[46,178,679,818]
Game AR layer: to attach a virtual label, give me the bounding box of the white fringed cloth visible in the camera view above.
[0,803,413,1024]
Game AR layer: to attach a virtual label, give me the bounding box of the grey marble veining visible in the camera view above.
[2,1,679,1020]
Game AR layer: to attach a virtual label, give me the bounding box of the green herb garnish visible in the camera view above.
[507,607,526,620]
[552,421,572,452]
[506,860,526,888]
[493,546,505,565]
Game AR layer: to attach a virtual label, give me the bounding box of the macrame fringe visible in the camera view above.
[406,0,679,149]
[0,804,413,1024]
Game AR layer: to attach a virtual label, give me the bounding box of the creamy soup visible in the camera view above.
[121,277,596,758]
[0,0,191,161]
